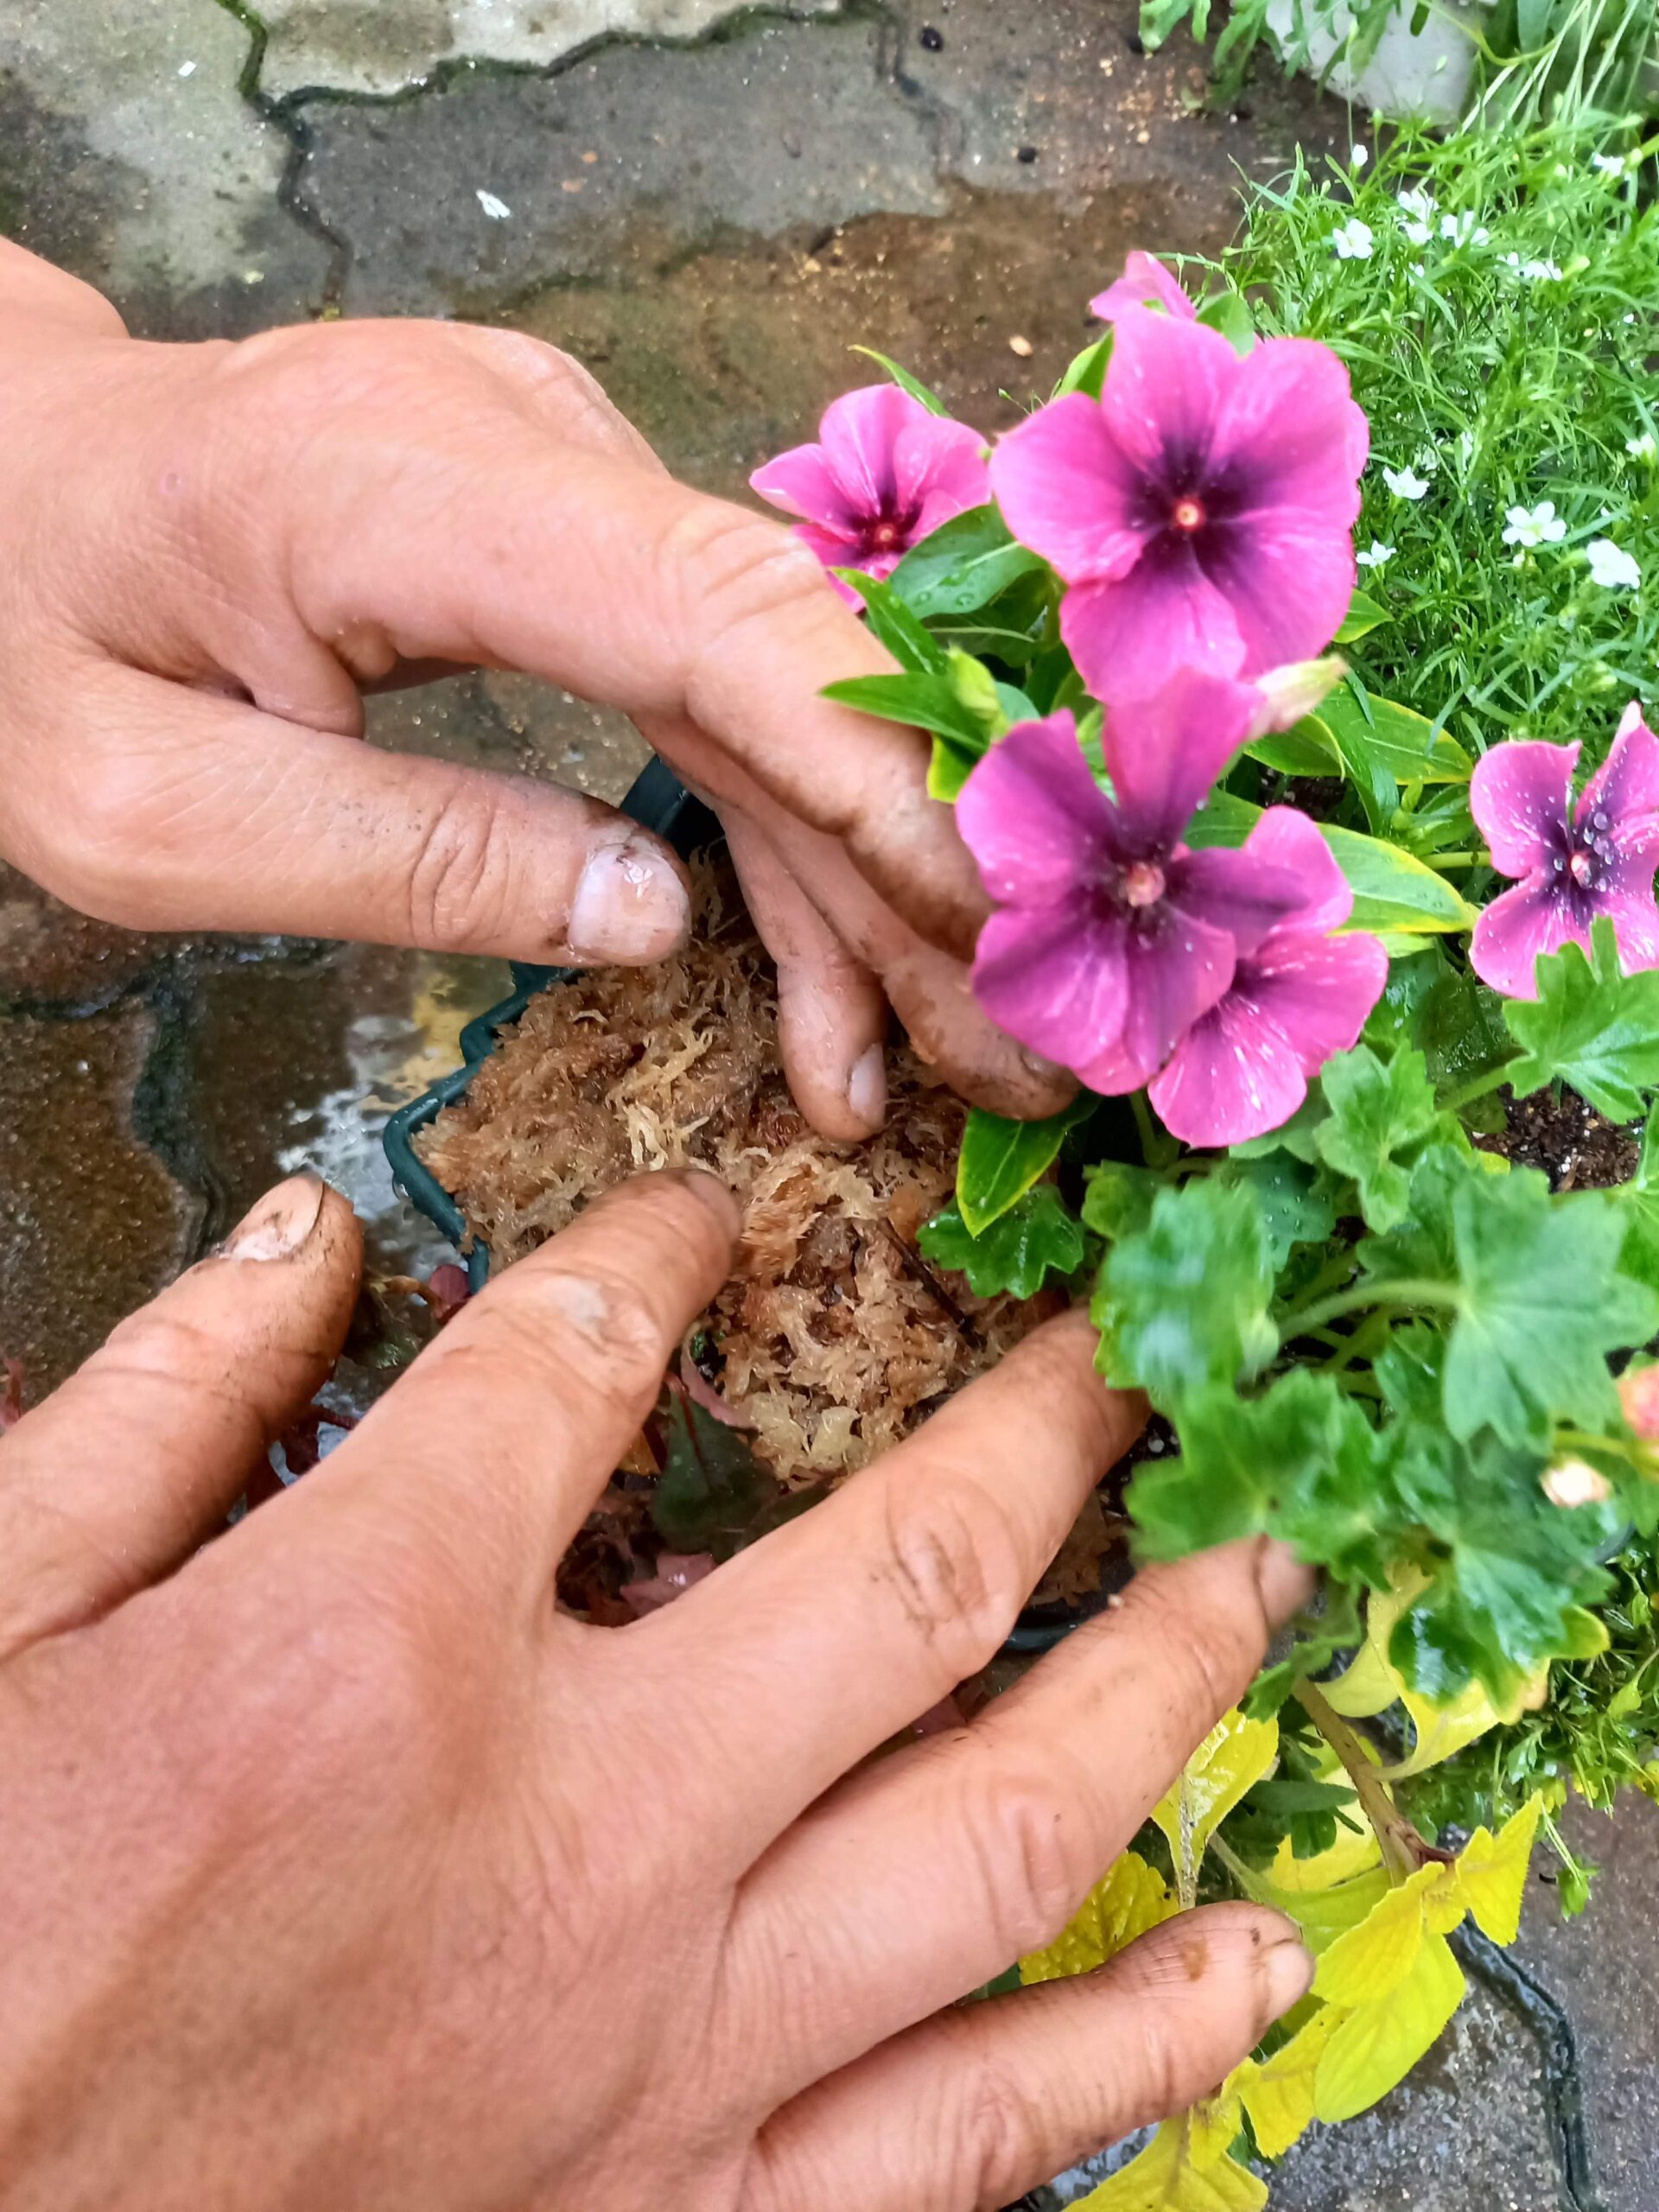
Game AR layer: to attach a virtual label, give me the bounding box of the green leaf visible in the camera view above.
[1617,1100,1659,1288]
[1073,2118,1266,2210]
[956,1096,1094,1236]
[1314,1928,1466,2124]
[1131,1371,1393,1584]
[1245,717,1344,779]
[1315,690,1472,785]
[1080,1159,1164,1242]
[1441,1168,1659,1449]
[1316,1046,1446,1233]
[918,1185,1086,1298]
[1216,1154,1335,1267]
[833,569,948,673]
[848,344,948,415]
[887,503,1046,619]
[1196,287,1255,356]
[1094,1179,1276,1398]
[1054,333,1114,399]
[652,1390,820,1558]
[1503,918,1659,1123]
[1335,589,1391,644]
[820,670,988,746]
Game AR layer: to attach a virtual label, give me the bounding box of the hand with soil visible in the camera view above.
[0,241,1069,1141]
[0,1166,1313,2212]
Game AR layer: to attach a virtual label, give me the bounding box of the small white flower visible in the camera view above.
[1586,537,1642,590]
[475,188,512,220]
[1356,540,1395,569]
[1627,430,1657,462]
[1591,151,1626,175]
[1503,251,1563,280]
[1439,212,1491,248]
[1414,444,1441,476]
[1502,499,1567,549]
[1332,217,1374,261]
[1456,429,1477,471]
[1351,143,1370,167]
[1397,186,1434,246]
[1382,464,1431,500]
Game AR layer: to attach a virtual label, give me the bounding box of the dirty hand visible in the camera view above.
[0,1166,1313,2211]
[0,242,1065,1142]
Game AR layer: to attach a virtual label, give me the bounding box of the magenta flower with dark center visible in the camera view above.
[1148,809,1388,1146]
[1090,251,1197,326]
[988,307,1369,703]
[749,385,990,602]
[956,674,1307,1094]
[1470,706,1659,997]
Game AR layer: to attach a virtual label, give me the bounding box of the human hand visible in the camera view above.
[0,1166,1313,2212]
[0,241,1068,1139]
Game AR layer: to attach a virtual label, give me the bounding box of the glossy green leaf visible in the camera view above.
[1196,286,1255,356]
[1315,690,1471,785]
[956,1096,1092,1236]
[919,1185,1086,1298]
[847,344,948,415]
[1054,333,1114,399]
[833,569,948,673]
[1184,797,1478,937]
[887,503,1046,619]
[1335,589,1391,643]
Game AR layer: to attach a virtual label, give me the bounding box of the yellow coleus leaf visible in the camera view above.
[1453,1793,1545,1945]
[1074,2119,1267,2211]
[1313,1929,1466,2123]
[1020,1850,1179,1986]
[1230,2006,1339,2158]
[1152,1709,1278,1895]
[1268,1796,1381,1892]
[1313,1859,1440,2005]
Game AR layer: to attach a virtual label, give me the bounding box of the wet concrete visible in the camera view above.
[0,1,1654,2202]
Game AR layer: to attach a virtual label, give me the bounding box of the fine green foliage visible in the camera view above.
[918,1185,1086,1298]
[1213,125,1659,767]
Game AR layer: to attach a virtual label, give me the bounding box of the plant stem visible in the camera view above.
[1279,1277,1461,1342]
[1129,1089,1177,1170]
[1294,1680,1450,1883]
[1439,1057,1520,1116]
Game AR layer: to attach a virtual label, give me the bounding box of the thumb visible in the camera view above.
[12,663,691,963]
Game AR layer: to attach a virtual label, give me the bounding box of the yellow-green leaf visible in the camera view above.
[1020,1850,1179,1985]
[1313,1931,1466,2123]
[1453,1795,1545,1946]
[1322,824,1481,937]
[1152,1710,1279,1900]
[1268,1809,1381,1893]
[1313,1861,1444,2006]
[1232,2007,1339,2158]
[1074,2120,1268,2210]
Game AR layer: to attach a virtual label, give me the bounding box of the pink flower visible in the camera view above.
[750,385,989,602]
[1470,706,1659,998]
[1090,251,1197,325]
[956,675,1306,1093]
[1149,810,1388,1146]
[988,308,1369,703]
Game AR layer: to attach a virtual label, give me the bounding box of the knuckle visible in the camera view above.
[402,786,513,950]
[874,1474,1027,1675]
[962,1762,1093,1961]
[938,2019,1048,2204]
[669,504,834,650]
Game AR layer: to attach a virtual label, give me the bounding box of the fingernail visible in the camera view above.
[1020,1047,1067,1082]
[567,838,690,963]
[847,1044,887,1131]
[675,1165,743,1236]
[1257,1537,1318,1625]
[1262,1931,1317,2018]
[219,1173,327,1262]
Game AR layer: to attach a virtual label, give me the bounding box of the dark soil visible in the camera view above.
[1475,1087,1640,1192]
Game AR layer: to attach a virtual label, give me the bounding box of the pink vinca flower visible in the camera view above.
[1149,809,1388,1146]
[1470,704,1659,998]
[989,307,1369,703]
[956,673,1306,1093]
[750,385,989,602]
[1090,250,1197,325]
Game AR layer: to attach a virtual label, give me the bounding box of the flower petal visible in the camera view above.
[1240,806,1353,935]
[1165,843,1306,958]
[1196,513,1358,677]
[1470,740,1578,880]
[972,903,1129,1068]
[1060,550,1245,703]
[750,442,849,527]
[1076,910,1236,1092]
[1241,927,1389,1073]
[1149,995,1309,1147]
[1090,251,1198,325]
[956,713,1112,906]
[1577,714,1659,868]
[1469,876,1585,998]
[817,384,925,514]
[1099,670,1258,852]
[1210,335,1370,522]
[892,410,991,522]
[1098,305,1237,482]
[989,392,1153,583]
[1599,887,1659,975]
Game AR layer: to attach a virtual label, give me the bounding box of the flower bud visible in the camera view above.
[1541,1458,1614,1509]
[1618,1361,1659,1441]
[1249,657,1348,739]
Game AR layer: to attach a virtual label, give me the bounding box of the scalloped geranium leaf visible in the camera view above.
[1093,1179,1276,1396]
[1502,918,1659,1124]
[1315,1045,1446,1233]
[919,1185,1085,1298]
